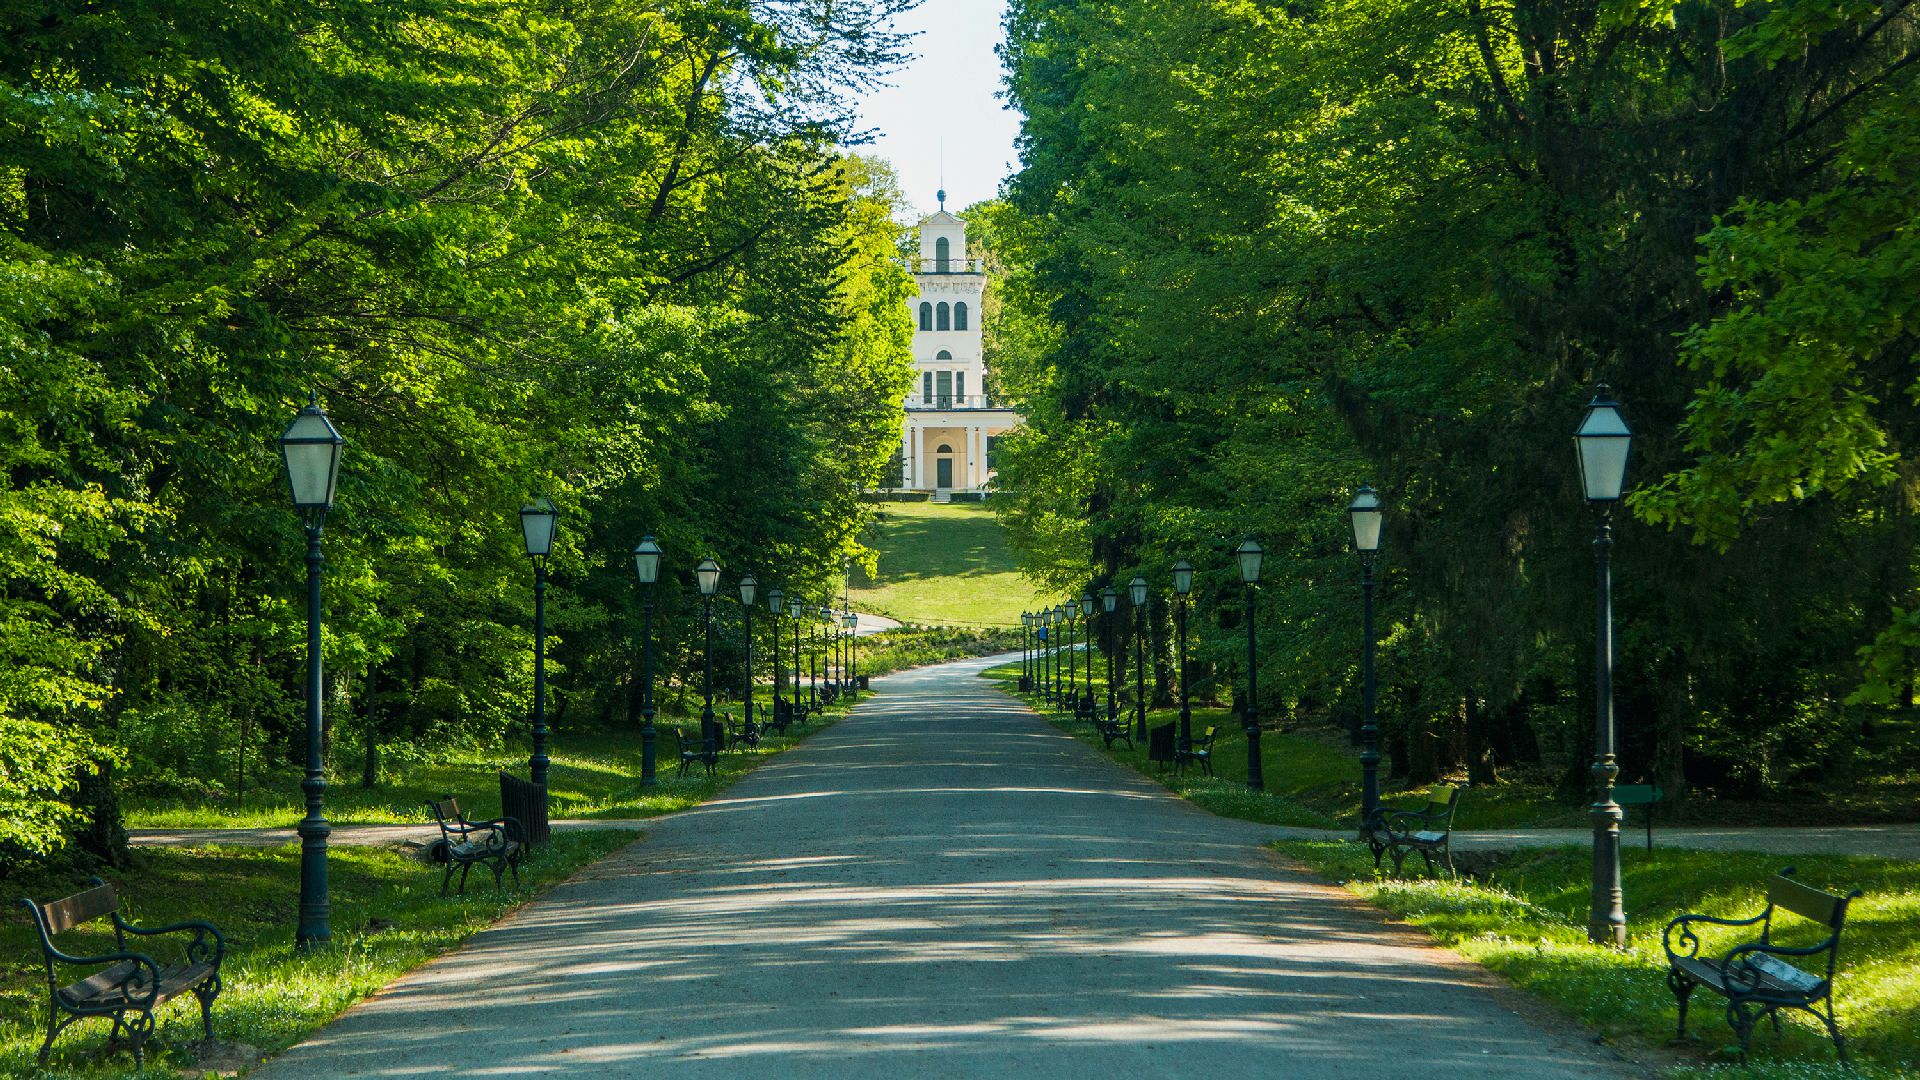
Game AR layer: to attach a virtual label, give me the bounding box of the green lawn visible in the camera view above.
[979,657,1566,830]
[1279,841,1920,1078]
[3,832,632,1077]
[851,501,1044,628]
[128,697,860,829]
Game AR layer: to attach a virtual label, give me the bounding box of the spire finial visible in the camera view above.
[937,188,946,210]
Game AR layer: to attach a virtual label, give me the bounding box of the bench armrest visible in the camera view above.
[1720,938,1836,996]
[46,949,164,1004]
[1662,909,1768,963]
[1383,809,1444,840]
[114,916,227,967]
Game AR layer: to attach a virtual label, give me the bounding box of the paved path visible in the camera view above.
[252,653,1629,1079]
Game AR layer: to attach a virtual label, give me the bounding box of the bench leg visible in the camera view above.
[1818,999,1849,1063]
[126,1009,155,1067]
[1726,1001,1758,1059]
[441,858,455,896]
[194,972,223,1040]
[1388,846,1408,876]
[38,1004,69,1065]
[1666,968,1694,1040]
[458,860,475,895]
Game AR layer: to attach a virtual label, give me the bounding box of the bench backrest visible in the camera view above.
[1423,785,1462,825]
[29,881,117,939]
[1199,726,1216,745]
[1612,784,1662,806]
[428,797,464,824]
[1769,868,1859,932]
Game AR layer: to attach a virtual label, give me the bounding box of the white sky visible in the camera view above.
[849,0,1022,219]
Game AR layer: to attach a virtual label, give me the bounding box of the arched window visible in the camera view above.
[935,236,950,272]
[936,302,950,331]
[936,444,953,454]
[919,302,932,331]
[954,302,969,331]
[936,349,953,361]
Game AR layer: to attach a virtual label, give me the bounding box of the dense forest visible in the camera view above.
[0,0,916,873]
[984,0,1920,809]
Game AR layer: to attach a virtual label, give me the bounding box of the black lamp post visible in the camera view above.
[1348,488,1384,827]
[843,612,858,688]
[696,557,720,758]
[1020,612,1033,692]
[1041,607,1054,703]
[519,498,558,792]
[1236,539,1265,791]
[1576,386,1632,948]
[767,587,785,720]
[1172,560,1193,754]
[1129,576,1149,740]
[738,575,757,737]
[634,537,662,786]
[1079,595,1095,706]
[1063,602,1077,714]
[789,597,804,712]
[280,396,344,952]
[1100,587,1119,724]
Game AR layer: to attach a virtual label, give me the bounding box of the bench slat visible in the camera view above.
[58,961,216,1010]
[39,884,118,936]
[1771,874,1846,927]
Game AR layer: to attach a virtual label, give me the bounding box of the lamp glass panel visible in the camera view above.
[279,408,345,509]
[1129,576,1148,606]
[1348,488,1384,552]
[1575,405,1632,501]
[1172,560,1194,595]
[632,537,661,583]
[696,558,720,595]
[738,574,757,606]
[520,500,558,557]
[1101,587,1118,613]
[1079,596,1094,617]
[1236,540,1264,583]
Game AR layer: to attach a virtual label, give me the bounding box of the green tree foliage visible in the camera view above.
[990,0,1920,801]
[0,0,916,870]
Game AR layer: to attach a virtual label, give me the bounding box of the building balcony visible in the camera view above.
[904,394,1013,412]
[906,257,986,275]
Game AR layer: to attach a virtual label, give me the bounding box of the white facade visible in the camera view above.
[897,201,1022,492]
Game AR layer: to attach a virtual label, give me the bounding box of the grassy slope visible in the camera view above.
[849,501,1043,627]
[3,832,632,1077]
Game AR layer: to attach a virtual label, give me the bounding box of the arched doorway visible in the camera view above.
[935,443,955,489]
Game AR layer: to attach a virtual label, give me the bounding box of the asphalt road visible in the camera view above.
[249,652,1634,1079]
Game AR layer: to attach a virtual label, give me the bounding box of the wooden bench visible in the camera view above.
[1074,693,1099,725]
[1361,784,1463,876]
[1663,867,1861,1062]
[21,878,225,1067]
[1613,783,1664,850]
[427,797,525,895]
[723,711,760,752]
[675,725,717,778]
[1096,710,1133,751]
[1175,726,1216,777]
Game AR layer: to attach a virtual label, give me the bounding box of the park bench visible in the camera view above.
[770,697,793,735]
[427,797,525,895]
[1663,867,1861,1062]
[724,712,760,751]
[1148,722,1177,771]
[1361,784,1463,876]
[498,770,549,846]
[1075,693,1099,725]
[21,877,225,1067]
[1176,726,1216,777]
[1096,711,1133,751]
[675,725,717,778]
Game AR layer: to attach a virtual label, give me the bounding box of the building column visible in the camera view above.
[908,426,922,490]
[969,426,982,489]
[899,425,911,489]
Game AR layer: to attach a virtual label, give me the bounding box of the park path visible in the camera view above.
[250,653,1631,1079]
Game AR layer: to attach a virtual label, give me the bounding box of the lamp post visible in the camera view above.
[1129,576,1149,740]
[519,498,558,791]
[819,605,833,696]
[1576,386,1633,948]
[789,597,804,713]
[738,575,757,737]
[1236,539,1265,791]
[1348,488,1384,827]
[844,612,859,691]
[1021,612,1032,692]
[696,558,720,758]
[1172,560,1193,754]
[1041,607,1054,703]
[767,587,785,722]
[1063,602,1077,714]
[634,537,662,786]
[1100,587,1119,724]
[1079,595,1095,707]
[280,396,344,951]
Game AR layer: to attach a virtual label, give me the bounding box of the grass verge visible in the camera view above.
[128,697,861,829]
[3,831,632,1077]
[849,501,1042,627]
[1275,840,1920,1079]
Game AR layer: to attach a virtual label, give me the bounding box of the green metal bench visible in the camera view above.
[427,796,524,895]
[21,878,225,1068]
[1664,867,1861,1062]
[674,725,717,778]
[1176,725,1216,777]
[1361,784,1463,876]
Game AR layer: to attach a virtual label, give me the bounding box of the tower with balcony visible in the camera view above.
[895,193,1022,494]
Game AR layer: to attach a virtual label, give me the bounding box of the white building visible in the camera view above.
[895,196,1022,493]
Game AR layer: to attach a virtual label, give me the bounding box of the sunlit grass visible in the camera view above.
[1,833,632,1077]
[129,701,860,829]
[1277,840,1920,1077]
[849,501,1043,627]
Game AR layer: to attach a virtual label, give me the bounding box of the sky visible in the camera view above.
[850,0,1023,219]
